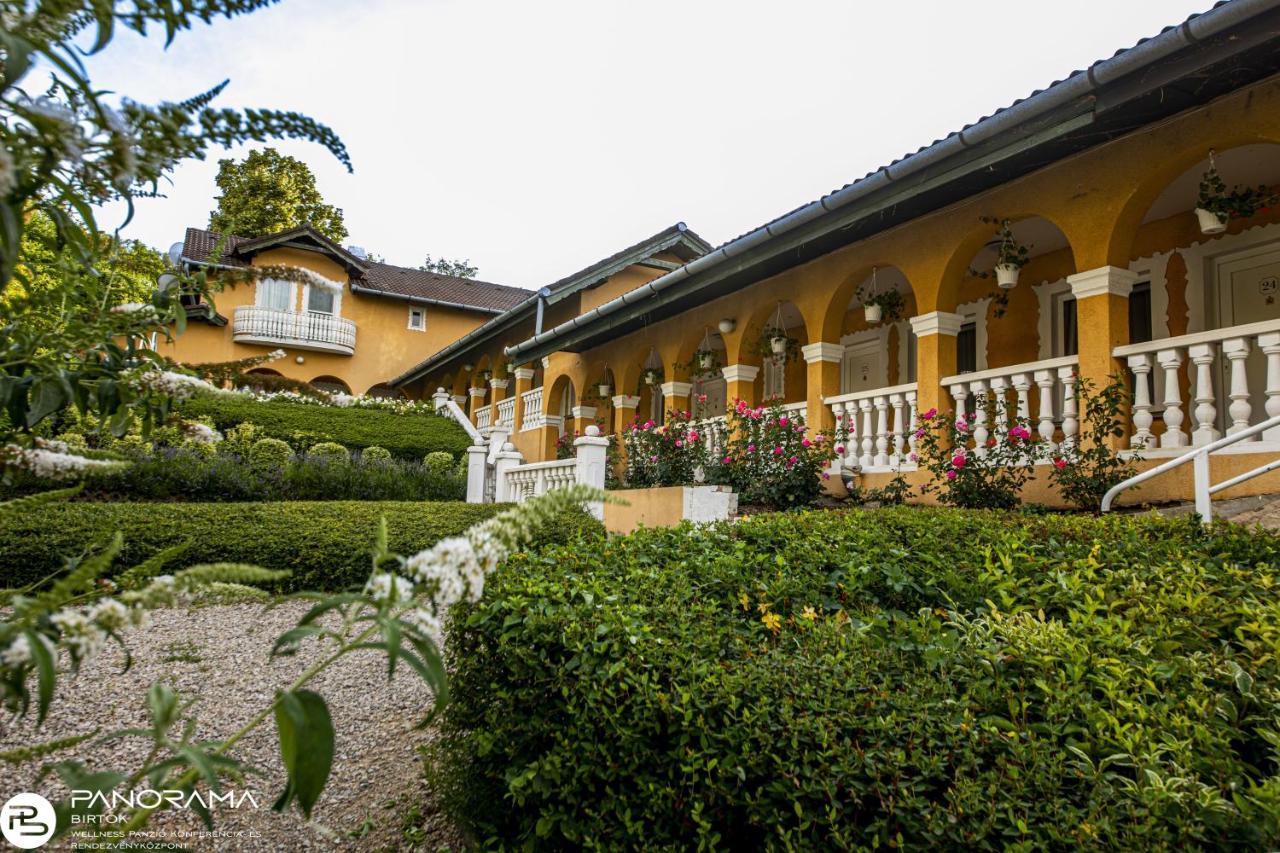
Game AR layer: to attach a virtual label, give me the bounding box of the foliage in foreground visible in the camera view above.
[0,501,500,592]
[177,393,470,459]
[431,507,1280,849]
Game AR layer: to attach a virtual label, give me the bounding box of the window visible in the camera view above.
[1060,297,1078,357]
[257,278,293,311]
[1129,281,1152,344]
[408,307,426,330]
[306,285,336,315]
[956,323,977,374]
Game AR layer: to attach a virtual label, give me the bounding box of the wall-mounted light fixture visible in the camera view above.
[717,318,736,334]
[295,356,305,365]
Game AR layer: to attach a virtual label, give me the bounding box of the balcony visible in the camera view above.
[232,307,356,355]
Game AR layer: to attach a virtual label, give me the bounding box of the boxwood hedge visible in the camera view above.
[431,508,1280,848]
[0,501,500,592]
[178,394,470,459]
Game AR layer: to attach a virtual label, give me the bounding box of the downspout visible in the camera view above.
[534,287,552,336]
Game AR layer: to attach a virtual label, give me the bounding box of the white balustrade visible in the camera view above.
[232,306,356,354]
[475,407,492,430]
[942,356,1078,453]
[496,397,516,430]
[519,387,543,431]
[1114,318,1280,451]
[503,458,578,501]
[825,383,918,473]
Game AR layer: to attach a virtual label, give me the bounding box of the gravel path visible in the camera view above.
[0,601,467,851]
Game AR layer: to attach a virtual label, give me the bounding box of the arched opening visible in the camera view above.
[831,266,918,396]
[310,375,352,395]
[636,348,665,424]
[1110,143,1280,447]
[742,301,809,409]
[365,383,405,399]
[245,367,282,377]
[678,328,728,418]
[545,374,577,439]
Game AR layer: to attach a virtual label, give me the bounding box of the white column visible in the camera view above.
[1260,332,1280,442]
[1156,348,1188,448]
[1034,369,1057,451]
[573,426,610,519]
[1189,343,1220,445]
[465,445,489,503]
[1223,337,1254,439]
[492,442,524,503]
[1126,353,1154,449]
[1057,367,1078,451]
[873,395,889,467]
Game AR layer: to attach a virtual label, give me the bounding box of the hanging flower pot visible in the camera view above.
[994,263,1020,289]
[1195,207,1228,235]
[864,304,882,324]
[643,369,660,386]
[598,383,612,397]
[770,335,788,355]
[696,351,715,370]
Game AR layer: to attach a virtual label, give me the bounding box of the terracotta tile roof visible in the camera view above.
[180,227,531,314]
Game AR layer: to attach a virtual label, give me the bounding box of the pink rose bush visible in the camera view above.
[914,398,1040,510]
[623,409,720,487]
[709,399,842,509]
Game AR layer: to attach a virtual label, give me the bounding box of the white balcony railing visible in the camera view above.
[520,387,544,432]
[1115,318,1280,452]
[475,406,492,431]
[826,383,918,472]
[232,306,356,355]
[496,397,516,430]
[503,458,578,501]
[942,356,1079,457]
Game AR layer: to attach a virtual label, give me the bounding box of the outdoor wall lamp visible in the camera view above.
[717,318,736,334]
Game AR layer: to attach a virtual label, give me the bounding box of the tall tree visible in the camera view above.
[209,148,348,241]
[420,255,478,278]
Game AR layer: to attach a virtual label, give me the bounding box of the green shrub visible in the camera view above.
[430,508,1280,848]
[0,501,501,592]
[249,437,292,471]
[308,441,350,465]
[179,393,469,459]
[423,450,454,475]
[362,445,392,463]
[222,422,261,458]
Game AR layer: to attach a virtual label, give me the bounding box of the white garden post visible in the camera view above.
[492,443,524,503]
[465,445,489,503]
[573,425,611,520]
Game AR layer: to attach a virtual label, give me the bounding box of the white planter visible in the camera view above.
[864,304,882,324]
[1195,206,1228,235]
[697,352,714,369]
[994,263,1020,290]
[598,384,612,397]
[644,372,659,386]
[770,337,788,355]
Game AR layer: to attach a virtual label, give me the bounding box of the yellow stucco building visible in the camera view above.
[160,225,531,397]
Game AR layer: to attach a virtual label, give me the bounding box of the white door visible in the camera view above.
[841,338,884,395]
[1214,243,1280,428]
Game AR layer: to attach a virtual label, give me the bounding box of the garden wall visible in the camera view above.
[603,485,737,534]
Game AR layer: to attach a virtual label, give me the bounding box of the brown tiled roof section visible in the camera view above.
[181,228,531,313]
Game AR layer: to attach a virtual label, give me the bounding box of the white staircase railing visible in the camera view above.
[1101,414,1280,523]
[431,388,482,443]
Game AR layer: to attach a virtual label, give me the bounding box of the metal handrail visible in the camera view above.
[1101,414,1280,522]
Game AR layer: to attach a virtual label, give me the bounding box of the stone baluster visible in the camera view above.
[905,390,919,463]
[1223,337,1254,438]
[989,376,1009,444]
[1057,367,1078,451]
[1126,353,1154,449]
[1188,343,1220,445]
[1011,373,1032,461]
[873,395,890,467]
[969,379,989,456]
[1033,369,1057,451]
[1156,348,1188,448]
[889,393,906,466]
[859,398,875,469]
[1260,333,1280,442]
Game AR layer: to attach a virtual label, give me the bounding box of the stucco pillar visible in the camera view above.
[1069,266,1136,448]
[802,342,843,434]
[509,368,534,431]
[467,386,487,424]
[909,311,965,418]
[611,394,641,480]
[722,364,759,411]
[571,404,597,437]
[660,381,693,421]
[487,377,509,431]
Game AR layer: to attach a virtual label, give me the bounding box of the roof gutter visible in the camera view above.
[504,0,1276,363]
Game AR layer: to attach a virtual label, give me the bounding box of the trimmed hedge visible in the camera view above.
[431,508,1280,848]
[178,394,469,460]
[0,501,500,591]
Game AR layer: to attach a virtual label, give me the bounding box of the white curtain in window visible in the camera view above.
[307,286,335,314]
[258,278,293,311]
[763,358,785,401]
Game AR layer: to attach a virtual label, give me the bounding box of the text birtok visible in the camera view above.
[69,788,260,819]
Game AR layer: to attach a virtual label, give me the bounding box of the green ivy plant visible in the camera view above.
[1198,162,1278,222]
[1046,375,1140,512]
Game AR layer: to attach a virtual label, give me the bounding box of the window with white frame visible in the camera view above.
[408,307,426,330]
[257,278,294,311]
[306,284,336,315]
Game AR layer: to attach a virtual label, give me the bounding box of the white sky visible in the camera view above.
[90,0,1212,289]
